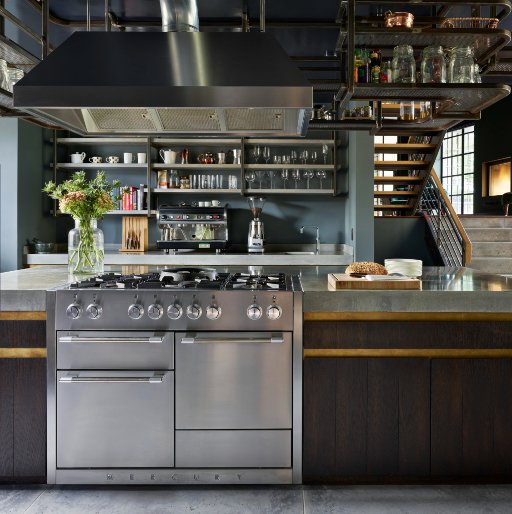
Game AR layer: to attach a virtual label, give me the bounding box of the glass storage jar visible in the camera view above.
[391,45,416,83]
[400,101,416,121]
[68,218,104,274]
[420,46,446,83]
[449,46,476,83]
[0,59,9,92]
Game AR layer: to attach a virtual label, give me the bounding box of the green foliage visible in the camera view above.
[43,171,122,220]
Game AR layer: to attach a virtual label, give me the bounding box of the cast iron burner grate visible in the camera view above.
[226,273,286,291]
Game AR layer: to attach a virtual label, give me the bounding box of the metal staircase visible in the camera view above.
[374,129,445,215]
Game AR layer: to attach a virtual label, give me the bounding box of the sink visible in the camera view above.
[285,251,315,255]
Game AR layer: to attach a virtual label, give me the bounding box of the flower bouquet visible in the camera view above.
[43,171,121,274]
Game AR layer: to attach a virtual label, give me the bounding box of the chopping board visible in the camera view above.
[328,273,421,290]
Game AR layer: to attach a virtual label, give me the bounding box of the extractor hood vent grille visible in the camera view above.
[158,108,221,131]
[225,108,284,131]
[87,108,157,131]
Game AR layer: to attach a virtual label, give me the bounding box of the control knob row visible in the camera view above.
[66,302,102,320]
[247,304,282,320]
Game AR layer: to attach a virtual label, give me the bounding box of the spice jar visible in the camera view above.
[449,46,476,83]
[391,45,416,83]
[420,46,446,83]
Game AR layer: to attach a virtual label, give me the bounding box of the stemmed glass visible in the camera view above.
[300,150,309,164]
[316,169,327,189]
[310,151,318,164]
[292,169,301,189]
[281,169,289,189]
[263,146,271,164]
[246,171,256,190]
[322,144,329,164]
[291,150,297,164]
[304,169,315,189]
[252,146,261,163]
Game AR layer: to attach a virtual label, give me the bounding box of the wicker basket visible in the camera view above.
[440,17,499,29]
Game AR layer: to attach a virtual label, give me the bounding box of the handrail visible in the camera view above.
[419,169,472,266]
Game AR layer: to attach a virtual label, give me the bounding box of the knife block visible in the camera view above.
[120,216,148,253]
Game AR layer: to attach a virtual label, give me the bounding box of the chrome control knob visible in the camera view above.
[148,303,163,320]
[186,303,202,320]
[247,304,263,320]
[86,303,102,320]
[167,303,183,320]
[206,305,221,320]
[266,305,282,320]
[128,303,144,320]
[66,303,82,320]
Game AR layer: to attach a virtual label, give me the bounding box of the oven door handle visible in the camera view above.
[180,336,284,344]
[58,336,164,344]
[59,374,165,384]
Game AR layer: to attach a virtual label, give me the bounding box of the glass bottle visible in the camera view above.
[379,60,392,83]
[370,48,382,83]
[449,46,476,83]
[420,45,446,83]
[391,45,416,83]
[68,218,104,274]
[357,48,370,83]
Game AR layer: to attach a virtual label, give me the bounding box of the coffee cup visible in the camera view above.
[106,155,119,164]
[203,201,212,207]
[159,149,177,164]
[123,152,135,164]
[70,152,86,164]
[198,201,205,207]
[89,156,102,163]
[211,200,221,207]
[137,152,147,164]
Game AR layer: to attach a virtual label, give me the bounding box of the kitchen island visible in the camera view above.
[2,265,512,485]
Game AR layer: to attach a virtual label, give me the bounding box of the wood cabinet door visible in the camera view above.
[303,357,430,482]
[431,359,512,478]
[0,360,14,480]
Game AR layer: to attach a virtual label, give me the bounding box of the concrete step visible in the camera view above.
[465,228,512,242]
[460,216,512,228]
[469,257,512,274]
[472,242,512,257]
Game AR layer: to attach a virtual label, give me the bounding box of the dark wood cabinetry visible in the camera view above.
[303,318,512,484]
[0,319,46,483]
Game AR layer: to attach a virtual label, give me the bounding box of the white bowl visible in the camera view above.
[385,259,423,278]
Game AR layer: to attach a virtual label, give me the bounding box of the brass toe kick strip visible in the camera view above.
[304,349,512,359]
[0,348,47,359]
[0,311,46,321]
[303,312,512,322]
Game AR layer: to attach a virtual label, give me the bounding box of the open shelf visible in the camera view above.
[245,164,335,170]
[151,163,240,170]
[149,188,241,194]
[152,138,241,146]
[337,28,511,64]
[246,188,335,195]
[56,138,147,145]
[106,210,155,215]
[56,163,148,169]
[245,138,335,145]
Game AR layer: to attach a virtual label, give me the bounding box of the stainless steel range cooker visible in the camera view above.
[46,268,303,485]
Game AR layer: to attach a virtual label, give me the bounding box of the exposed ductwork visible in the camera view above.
[159,0,199,32]
[12,2,312,136]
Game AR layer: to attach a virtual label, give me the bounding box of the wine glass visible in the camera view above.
[246,171,256,189]
[281,169,289,189]
[252,146,261,163]
[316,169,327,189]
[322,144,329,164]
[292,169,301,189]
[304,169,315,189]
[310,151,318,164]
[300,150,309,164]
[291,150,297,164]
[263,146,271,164]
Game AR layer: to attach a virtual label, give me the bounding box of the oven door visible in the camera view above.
[56,370,174,468]
[175,331,292,468]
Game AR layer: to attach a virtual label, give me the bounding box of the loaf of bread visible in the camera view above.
[345,261,388,275]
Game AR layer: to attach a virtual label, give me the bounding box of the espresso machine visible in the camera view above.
[247,197,265,253]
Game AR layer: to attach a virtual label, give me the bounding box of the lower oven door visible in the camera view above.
[56,370,174,468]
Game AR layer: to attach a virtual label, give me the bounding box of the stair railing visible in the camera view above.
[419,169,472,266]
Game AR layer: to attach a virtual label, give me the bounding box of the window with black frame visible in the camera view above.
[437,125,475,214]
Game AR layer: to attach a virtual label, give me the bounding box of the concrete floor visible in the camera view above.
[1,485,512,514]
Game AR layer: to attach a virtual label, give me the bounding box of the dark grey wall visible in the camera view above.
[474,94,512,214]
[374,217,438,266]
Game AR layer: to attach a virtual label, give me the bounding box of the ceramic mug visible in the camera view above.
[211,200,221,206]
[159,149,177,164]
[216,152,226,164]
[137,152,147,164]
[89,156,102,163]
[70,152,86,164]
[123,152,135,163]
[106,155,119,164]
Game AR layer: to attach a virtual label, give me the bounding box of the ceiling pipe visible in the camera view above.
[159,0,199,32]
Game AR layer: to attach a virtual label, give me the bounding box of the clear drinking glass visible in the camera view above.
[246,171,256,189]
[420,45,446,83]
[391,44,416,83]
[281,169,289,189]
[316,170,327,189]
[291,150,298,164]
[322,144,329,164]
[300,150,309,164]
[252,146,261,163]
[263,146,271,164]
[292,169,301,189]
[304,169,315,189]
[310,151,318,163]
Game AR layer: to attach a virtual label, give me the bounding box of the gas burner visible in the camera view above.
[226,273,287,291]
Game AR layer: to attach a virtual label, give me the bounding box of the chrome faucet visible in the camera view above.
[300,225,320,254]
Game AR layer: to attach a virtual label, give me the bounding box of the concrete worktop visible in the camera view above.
[2,265,512,313]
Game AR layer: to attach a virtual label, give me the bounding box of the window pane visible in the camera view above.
[464,174,474,194]
[443,177,452,195]
[453,136,461,156]
[444,158,452,176]
[454,156,462,175]
[464,195,474,214]
[451,195,462,214]
[452,175,462,195]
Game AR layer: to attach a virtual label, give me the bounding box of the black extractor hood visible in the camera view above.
[13,32,313,136]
